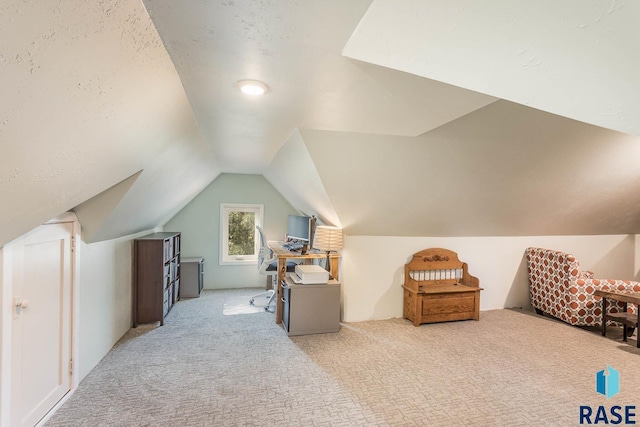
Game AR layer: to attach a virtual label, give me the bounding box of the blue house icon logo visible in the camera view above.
[596,366,620,399]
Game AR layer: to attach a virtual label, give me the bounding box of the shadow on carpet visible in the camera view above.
[222,294,273,315]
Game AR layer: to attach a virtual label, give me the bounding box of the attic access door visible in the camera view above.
[10,222,73,427]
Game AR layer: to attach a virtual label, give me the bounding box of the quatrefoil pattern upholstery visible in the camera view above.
[525,247,640,326]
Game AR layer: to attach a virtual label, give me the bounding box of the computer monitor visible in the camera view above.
[287,215,315,244]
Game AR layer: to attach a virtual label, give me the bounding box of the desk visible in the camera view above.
[268,241,341,324]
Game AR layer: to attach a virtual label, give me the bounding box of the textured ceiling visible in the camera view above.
[3,0,640,246]
[143,0,497,173]
[344,0,640,137]
[0,0,219,246]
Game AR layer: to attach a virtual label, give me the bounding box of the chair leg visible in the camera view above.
[264,289,277,312]
[249,289,275,306]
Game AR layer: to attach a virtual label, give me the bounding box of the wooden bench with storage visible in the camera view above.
[402,248,482,326]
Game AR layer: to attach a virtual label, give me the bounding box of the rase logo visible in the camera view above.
[580,366,636,425]
[597,366,620,399]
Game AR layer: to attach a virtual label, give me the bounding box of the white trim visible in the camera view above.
[35,389,75,427]
[219,203,263,265]
[70,218,81,391]
[0,246,11,427]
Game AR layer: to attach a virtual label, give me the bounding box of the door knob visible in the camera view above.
[14,298,29,309]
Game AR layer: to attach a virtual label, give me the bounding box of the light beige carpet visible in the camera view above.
[44,288,640,426]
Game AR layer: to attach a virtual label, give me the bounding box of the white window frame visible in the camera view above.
[219,203,264,265]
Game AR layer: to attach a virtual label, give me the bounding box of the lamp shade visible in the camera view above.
[312,226,343,252]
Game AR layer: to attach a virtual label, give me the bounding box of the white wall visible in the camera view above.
[77,229,156,380]
[164,174,299,289]
[342,234,637,322]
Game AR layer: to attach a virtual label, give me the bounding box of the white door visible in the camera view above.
[11,222,73,427]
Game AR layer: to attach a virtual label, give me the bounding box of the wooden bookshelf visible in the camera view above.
[133,232,181,326]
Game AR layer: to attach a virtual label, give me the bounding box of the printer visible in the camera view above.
[294,264,329,284]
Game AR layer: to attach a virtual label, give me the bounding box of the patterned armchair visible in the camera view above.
[525,247,640,326]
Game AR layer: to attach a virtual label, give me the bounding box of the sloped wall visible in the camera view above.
[74,142,220,243]
[300,101,640,237]
[344,0,640,137]
[0,0,216,246]
[264,129,341,227]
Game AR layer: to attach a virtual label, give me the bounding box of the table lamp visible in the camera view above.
[312,226,343,279]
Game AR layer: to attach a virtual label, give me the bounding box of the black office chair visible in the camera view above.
[249,226,296,311]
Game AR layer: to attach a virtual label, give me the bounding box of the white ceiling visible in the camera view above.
[143,0,497,173]
[142,0,640,236]
[3,0,640,246]
[343,0,640,137]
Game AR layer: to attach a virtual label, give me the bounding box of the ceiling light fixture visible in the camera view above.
[237,80,269,96]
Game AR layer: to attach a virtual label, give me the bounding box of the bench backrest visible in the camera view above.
[404,248,478,292]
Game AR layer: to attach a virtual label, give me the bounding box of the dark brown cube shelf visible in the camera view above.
[133,232,181,327]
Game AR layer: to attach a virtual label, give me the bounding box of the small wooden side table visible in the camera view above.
[594,289,640,347]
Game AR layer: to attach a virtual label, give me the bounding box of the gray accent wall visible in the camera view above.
[164,174,299,289]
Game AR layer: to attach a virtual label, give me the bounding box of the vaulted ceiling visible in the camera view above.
[2,0,640,246]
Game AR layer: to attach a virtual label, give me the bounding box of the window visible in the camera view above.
[219,203,264,265]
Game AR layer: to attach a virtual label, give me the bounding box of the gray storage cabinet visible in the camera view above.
[180,257,204,298]
[281,277,340,336]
